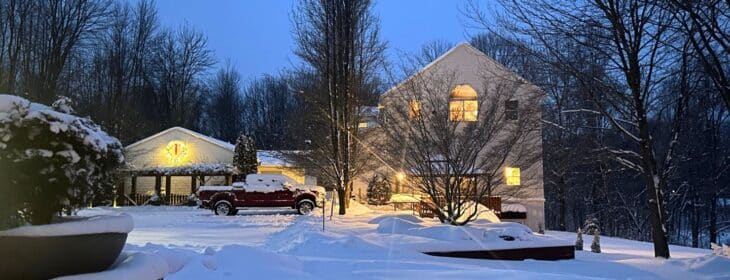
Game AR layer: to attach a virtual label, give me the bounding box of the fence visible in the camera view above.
[123,193,193,206]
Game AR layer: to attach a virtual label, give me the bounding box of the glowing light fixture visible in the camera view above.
[396,172,406,182]
[165,140,189,165]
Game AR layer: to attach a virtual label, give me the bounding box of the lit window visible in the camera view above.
[504,167,521,186]
[449,85,478,122]
[409,100,421,120]
[505,100,518,120]
[358,122,368,128]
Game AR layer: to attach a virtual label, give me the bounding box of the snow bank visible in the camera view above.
[683,255,730,278]
[169,245,314,279]
[0,214,133,237]
[376,217,424,234]
[53,252,167,280]
[368,214,423,224]
[344,200,373,215]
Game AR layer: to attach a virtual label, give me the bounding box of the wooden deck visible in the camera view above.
[424,245,575,261]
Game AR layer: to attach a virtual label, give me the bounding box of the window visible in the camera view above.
[504,167,521,186]
[409,100,422,120]
[505,99,519,120]
[449,85,478,122]
[358,122,368,128]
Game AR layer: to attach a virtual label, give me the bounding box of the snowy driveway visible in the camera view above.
[75,205,728,280]
[81,206,298,248]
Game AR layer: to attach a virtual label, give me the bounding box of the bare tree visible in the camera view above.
[467,0,691,258]
[663,0,730,111]
[204,61,245,142]
[291,0,385,214]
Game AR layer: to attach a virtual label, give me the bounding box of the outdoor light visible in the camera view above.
[165,140,189,165]
[396,172,406,181]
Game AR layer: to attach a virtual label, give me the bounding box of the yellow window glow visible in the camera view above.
[449,100,478,122]
[165,140,189,165]
[358,122,368,128]
[504,167,521,186]
[409,100,422,119]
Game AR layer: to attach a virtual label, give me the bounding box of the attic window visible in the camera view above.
[449,85,478,122]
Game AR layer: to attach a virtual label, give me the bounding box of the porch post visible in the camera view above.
[154,176,161,196]
[117,179,125,207]
[131,175,137,195]
[225,175,231,185]
[191,176,197,194]
[165,175,172,204]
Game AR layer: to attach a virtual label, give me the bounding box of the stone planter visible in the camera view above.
[0,214,133,280]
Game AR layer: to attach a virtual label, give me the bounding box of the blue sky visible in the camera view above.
[152,0,471,80]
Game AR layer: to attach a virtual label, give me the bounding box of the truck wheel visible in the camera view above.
[297,200,314,215]
[214,201,234,216]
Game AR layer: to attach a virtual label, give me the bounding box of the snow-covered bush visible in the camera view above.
[575,227,584,250]
[366,174,391,205]
[0,95,124,229]
[233,134,257,178]
[711,243,729,257]
[591,229,601,253]
[583,217,600,235]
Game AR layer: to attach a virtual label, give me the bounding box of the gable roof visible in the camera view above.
[380,42,535,98]
[125,126,235,151]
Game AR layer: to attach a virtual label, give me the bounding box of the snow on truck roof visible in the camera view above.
[200,174,323,193]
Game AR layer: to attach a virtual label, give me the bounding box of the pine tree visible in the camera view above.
[591,229,601,253]
[575,227,584,251]
[366,175,392,205]
[233,134,258,178]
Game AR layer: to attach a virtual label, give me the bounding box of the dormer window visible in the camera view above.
[449,84,478,122]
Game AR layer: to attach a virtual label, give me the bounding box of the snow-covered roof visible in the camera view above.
[502,203,528,213]
[257,150,302,167]
[359,106,379,117]
[380,42,538,99]
[125,127,235,151]
[121,163,235,175]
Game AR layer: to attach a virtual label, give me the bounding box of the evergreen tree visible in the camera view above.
[367,174,392,205]
[591,229,601,253]
[575,227,584,251]
[233,134,258,178]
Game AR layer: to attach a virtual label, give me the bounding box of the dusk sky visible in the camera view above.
[151,0,472,80]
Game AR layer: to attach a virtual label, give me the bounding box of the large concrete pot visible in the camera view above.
[0,214,133,280]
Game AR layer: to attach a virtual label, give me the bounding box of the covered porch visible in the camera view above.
[116,163,236,206]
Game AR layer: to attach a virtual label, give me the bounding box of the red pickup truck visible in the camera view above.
[197,174,324,215]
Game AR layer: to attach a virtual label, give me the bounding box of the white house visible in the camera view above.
[356,43,545,231]
[119,127,316,205]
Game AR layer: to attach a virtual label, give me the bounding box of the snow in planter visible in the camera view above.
[0,94,124,229]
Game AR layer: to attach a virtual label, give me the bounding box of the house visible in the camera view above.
[356,43,545,231]
[118,127,316,205]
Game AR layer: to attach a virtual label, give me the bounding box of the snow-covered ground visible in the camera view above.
[69,203,730,280]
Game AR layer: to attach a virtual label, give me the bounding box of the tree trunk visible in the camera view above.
[558,175,567,231]
[338,188,346,215]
